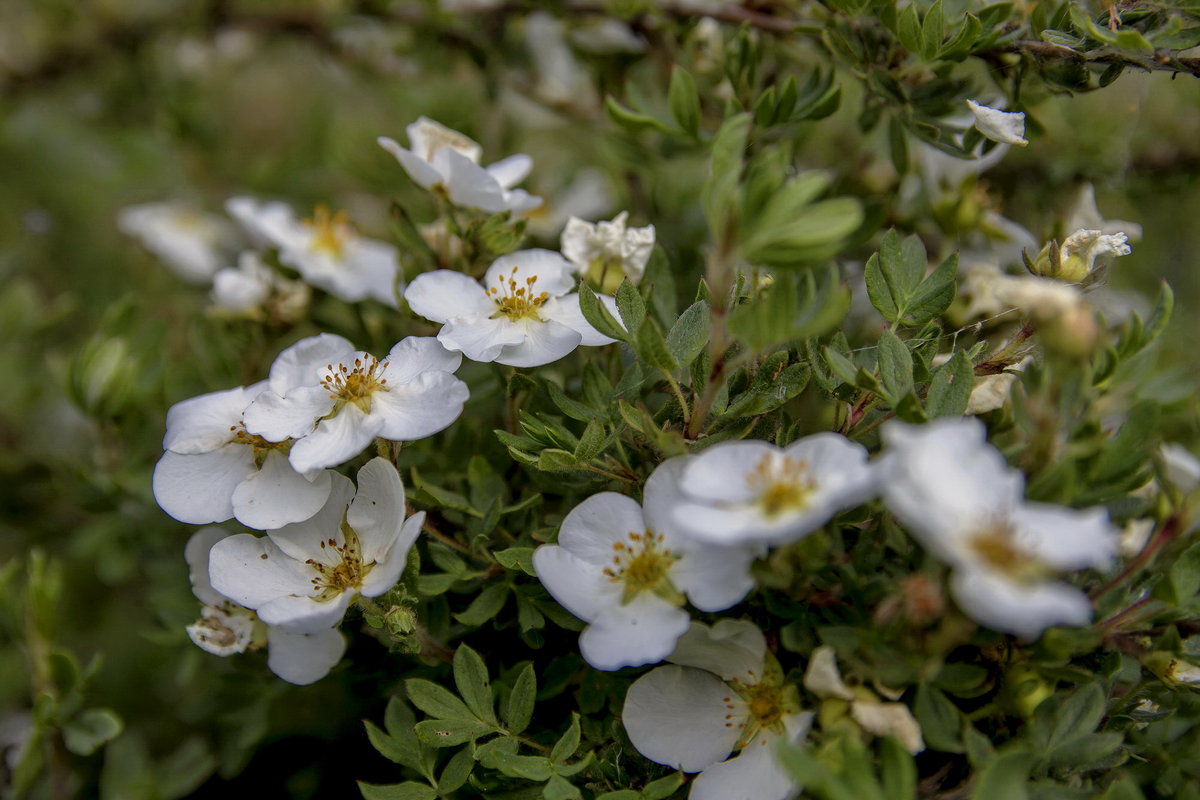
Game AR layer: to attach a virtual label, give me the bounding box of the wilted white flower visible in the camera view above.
[533,459,762,670]
[880,418,1117,639]
[623,620,812,800]
[243,334,467,473]
[209,459,423,634]
[118,202,238,284]
[802,646,924,754]
[210,250,311,323]
[185,527,347,685]
[153,383,334,530]
[561,211,656,293]
[664,434,876,547]
[225,198,401,307]
[1033,228,1132,283]
[966,100,1028,147]
[405,249,615,368]
[377,117,541,214]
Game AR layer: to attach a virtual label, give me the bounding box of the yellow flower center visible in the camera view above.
[968,521,1046,583]
[602,529,682,605]
[489,266,550,322]
[721,670,800,750]
[304,205,352,258]
[305,525,370,601]
[746,454,816,517]
[320,355,389,414]
[228,424,290,468]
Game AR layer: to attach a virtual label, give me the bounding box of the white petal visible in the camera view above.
[949,569,1093,639]
[486,154,533,189]
[439,317,526,363]
[287,405,385,473]
[642,456,691,537]
[579,594,690,671]
[187,606,257,657]
[442,150,510,213]
[163,386,256,453]
[232,451,334,530]
[405,117,482,163]
[267,472,356,565]
[966,100,1028,147]
[1010,503,1116,572]
[347,458,406,564]
[802,646,854,700]
[622,665,744,772]
[152,446,253,524]
[672,545,758,612]
[682,441,779,504]
[690,733,797,800]
[672,502,777,546]
[258,591,355,634]
[373,371,469,441]
[557,492,648,564]
[377,136,444,189]
[485,250,575,296]
[208,533,316,610]
[531,545,615,623]
[266,333,356,395]
[405,271,493,324]
[243,386,333,442]
[667,619,766,683]
[541,293,616,346]
[851,701,925,754]
[784,433,876,510]
[323,237,401,307]
[496,318,582,367]
[1162,443,1200,493]
[361,511,424,597]
[186,527,234,605]
[382,336,463,383]
[500,188,543,213]
[266,626,347,685]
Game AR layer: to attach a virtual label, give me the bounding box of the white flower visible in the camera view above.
[802,646,924,754]
[966,100,1028,147]
[1065,183,1142,242]
[153,383,334,530]
[622,620,812,800]
[209,459,423,634]
[524,12,598,108]
[561,211,656,293]
[1161,443,1200,494]
[377,117,542,214]
[210,250,311,322]
[243,334,467,473]
[532,459,762,670]
[880,418,1117,639]
[1051,229,1132,282]
[225,198,401,307]
[185,527,347,685]
[405,249,615,368]
[118,202,238,284]
[664,434,877,547]
[992,274,1086,318]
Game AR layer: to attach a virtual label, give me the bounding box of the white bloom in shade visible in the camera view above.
[118,202,238,284]
[405,249,615,368]
[210,250,311,322]
[802,646,924,754]
[532,460,762,670]
[243,334,467,473]
[561,211,656,294]
[185,527,347,685]
[880,418,1117,639]
[666,434,877,547]
[209,458,424,634]
[225,198,401,307]
[153,383,334,530]
[377,117,541,214]
[622,620,812,800]
[966,100,1028,147]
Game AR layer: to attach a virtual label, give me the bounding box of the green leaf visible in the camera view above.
[926,351,973,418]
[596,792,641,800]
[503,663,536,734]
[494,547,537,576]
[574,419,608,462]
[605,96,673,134]
[921,0,945,60]
[879,737,916,800]
[1163,542,1200,605]
[742,196,864,266]
[878,330,914,402]
[824,346,863,389]
[721,363,809,418]
[667,66,701,137]
[437,746,474,795]
[544,774,583,800]
[537,449,581,473]
[578,283,628,342]
[62,708,123,756]
[897,2,922,53]
[490,749,554,780]
[940,13,982,59]
[365,721,419,769]
[406,679,473,722]
[453,583,510,626]
[359,781,438,800]
[633,318,679,372]
[666,301,711,367]
[1046,683,1106,749]
[914,684,965,753]
[970,750,1033,800]
[546,381,599,423]
[865,232,957,326]
[551,713,582,764]
[728,267,850,352]
[414,718,496,747]
[702,113,750,232]
[643,773,685,800]
[616,279,646,334]
[453,645,496,724]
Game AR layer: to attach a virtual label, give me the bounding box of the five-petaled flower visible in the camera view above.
[208,459,424,634]
[405,249,615,368]
[623,620,813,800]
[880,418,1117,639]
[377,117,541,214]
[243,333,468,473]
[561,211,656,294]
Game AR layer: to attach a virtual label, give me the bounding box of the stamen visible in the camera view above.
[303,205,353,258]
[488,267,551,322]
[319,355,390,413]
